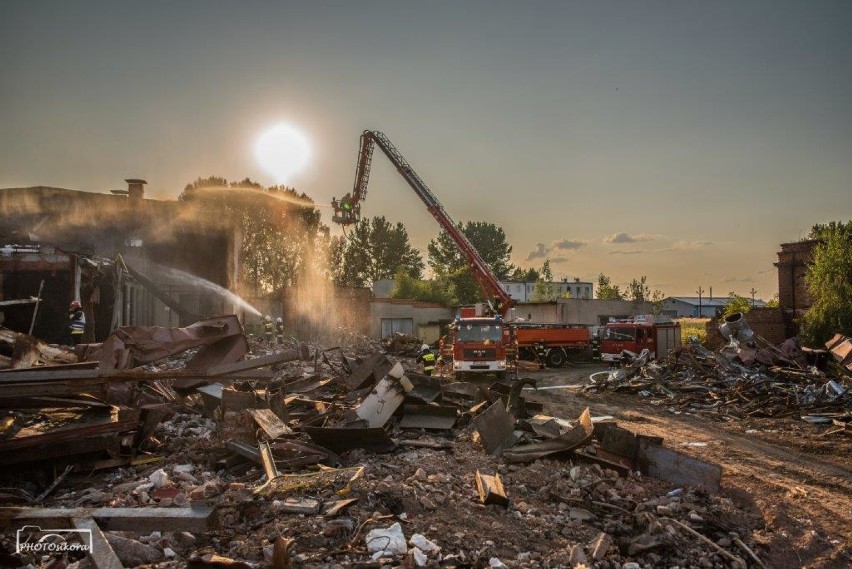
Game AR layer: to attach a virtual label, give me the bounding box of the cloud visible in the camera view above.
[525,238,587,261]
[670,240,713,250]
[603,232,662,244]
[722,276,753,283]
[525,242,549,261]
[552,238,588,250]
[549,256,569,264]
[609,250,646,255]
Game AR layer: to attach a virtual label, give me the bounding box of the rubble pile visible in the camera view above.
[586,337,851,431]
[380,332,425,356]
[0,316,773,568]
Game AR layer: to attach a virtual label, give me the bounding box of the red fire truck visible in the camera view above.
[332,130,593,378]
[600,315,681,363]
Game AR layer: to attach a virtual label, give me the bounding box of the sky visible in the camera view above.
[2,1,850,298]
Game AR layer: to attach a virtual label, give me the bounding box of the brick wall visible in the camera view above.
[775,240,817,337]
[704,307,787,350]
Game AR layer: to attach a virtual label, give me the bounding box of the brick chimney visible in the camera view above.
[125,178,147,202]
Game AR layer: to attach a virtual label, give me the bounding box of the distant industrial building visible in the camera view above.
[661,296,766,318]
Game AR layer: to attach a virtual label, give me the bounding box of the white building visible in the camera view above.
[500,278,593,302]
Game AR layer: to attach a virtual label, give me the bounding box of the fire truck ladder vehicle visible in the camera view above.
[332,130,516,379]
[332,130,514,316]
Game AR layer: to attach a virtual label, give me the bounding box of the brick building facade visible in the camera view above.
[774,240,817,337]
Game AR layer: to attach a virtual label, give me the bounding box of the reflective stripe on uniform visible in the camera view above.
[422,352,436,370]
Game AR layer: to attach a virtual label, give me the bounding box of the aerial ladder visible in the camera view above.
[331,130,514,317]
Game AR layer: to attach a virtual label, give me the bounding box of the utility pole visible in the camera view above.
[696,286,704,317]
[750,288,757,308]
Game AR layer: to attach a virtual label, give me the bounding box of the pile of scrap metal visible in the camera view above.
[585,313,851,430]
[0,315,309,468]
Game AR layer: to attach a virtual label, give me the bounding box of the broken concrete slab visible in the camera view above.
[355,362,413,428]
[1,506,216,533]
[70,516,124,569]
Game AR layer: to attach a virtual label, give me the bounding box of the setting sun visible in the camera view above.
[255,123,311,184]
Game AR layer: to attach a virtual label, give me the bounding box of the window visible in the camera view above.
[604,327,636,341]
[380,318,414,337]
[456,324,503,343]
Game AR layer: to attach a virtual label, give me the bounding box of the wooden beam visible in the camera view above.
[475,470,508,507]
[0,506,216,533]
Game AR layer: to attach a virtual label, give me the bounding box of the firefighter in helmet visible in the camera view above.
[275,317,285,345]
[69,300,86,345]
[535,341,547,369]
[418,343,436,376]
[263,315,275,344]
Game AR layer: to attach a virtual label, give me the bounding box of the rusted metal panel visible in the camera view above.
[97,315,247,371]
[304,426,396,454]
[503,407,593,463]
[472,400,516,456]
[637,439,722,493]
[344,353,392,391]
[399,404,457,430]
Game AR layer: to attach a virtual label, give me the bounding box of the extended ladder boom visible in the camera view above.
[332,130,513,316]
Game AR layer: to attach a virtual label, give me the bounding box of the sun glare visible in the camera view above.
[255,123,311,184]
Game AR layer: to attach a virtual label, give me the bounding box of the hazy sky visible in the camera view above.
[2,1,850,298]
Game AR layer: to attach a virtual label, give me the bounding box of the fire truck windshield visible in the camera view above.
[456,323,503,343]
[604,327,636,341]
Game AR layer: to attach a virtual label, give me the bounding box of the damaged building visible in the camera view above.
[0,180,240,344]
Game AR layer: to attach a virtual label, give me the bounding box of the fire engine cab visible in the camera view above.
[600,315,681,363]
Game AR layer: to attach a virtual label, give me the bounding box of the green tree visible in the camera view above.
[626,276,651,302]
[510,266,540,282]
[596,273,623,300]
[801,223,852,344]
[179,176,324,293]
[391,268,454,305]
[651,289,665,315]
[765,294,780,308]
[334,216,423,287]
[723,292,751,318]
[808,221,852,240]
[427,221,514,279]
[531,260,558,302]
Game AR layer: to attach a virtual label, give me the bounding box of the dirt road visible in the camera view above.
[523,364,852,568]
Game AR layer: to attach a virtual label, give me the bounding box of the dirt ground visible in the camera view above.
[524,363,852,569]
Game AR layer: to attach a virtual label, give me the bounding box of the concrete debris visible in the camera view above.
[0,325,778,568]
[586,338,851,426]
[365,521,408,557]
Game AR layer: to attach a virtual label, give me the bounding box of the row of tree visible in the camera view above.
[178,177,851,348]
[179,177,668,306]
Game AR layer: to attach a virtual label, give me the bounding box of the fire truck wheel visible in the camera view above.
[546,349,566,368]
